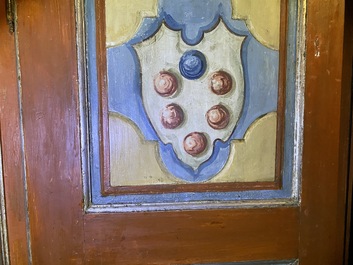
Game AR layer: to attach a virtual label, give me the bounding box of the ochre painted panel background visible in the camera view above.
[110,113,276,185]
[106,0,280,49]
[106,0,158,47]
[105,0,281,186]
[232,0,280,50]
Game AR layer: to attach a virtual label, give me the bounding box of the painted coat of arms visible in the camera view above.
[107,0,279,183]
[135,21,245,170]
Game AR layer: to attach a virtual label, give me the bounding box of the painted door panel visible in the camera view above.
[89,0,288,202]
[0,0,351,264]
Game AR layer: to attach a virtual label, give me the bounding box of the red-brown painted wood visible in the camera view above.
[0,1,30,264]
[343,0,353,263]
[15,0,84,263]
[1,0,351,264]
[299,0,351,264]
[84,208,299,264]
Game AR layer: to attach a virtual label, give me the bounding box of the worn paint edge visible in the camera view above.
[5,0,15,33]
[291,0,306,201]
[0,137,10,265]
[75,0,91,212]
[193,259,299,265]
[14,1,33,263]
[86,198,298,213]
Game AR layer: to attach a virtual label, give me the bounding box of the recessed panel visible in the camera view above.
[84,0,302,209]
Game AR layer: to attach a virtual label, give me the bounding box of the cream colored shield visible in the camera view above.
[134,21,245,170]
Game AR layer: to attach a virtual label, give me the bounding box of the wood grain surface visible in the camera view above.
[0,0,351,264]
[343,0,353,263]
[84,207,299,264]
[299,0,351,264]
[15,0,84,264]
[0,1,30,264]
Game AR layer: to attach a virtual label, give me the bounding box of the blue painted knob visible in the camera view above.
[179,50,207,80]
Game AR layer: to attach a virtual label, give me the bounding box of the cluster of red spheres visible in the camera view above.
[153,70,233,157]
[153,70,233,97]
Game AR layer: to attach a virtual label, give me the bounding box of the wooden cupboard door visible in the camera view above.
[0,0,351,264]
